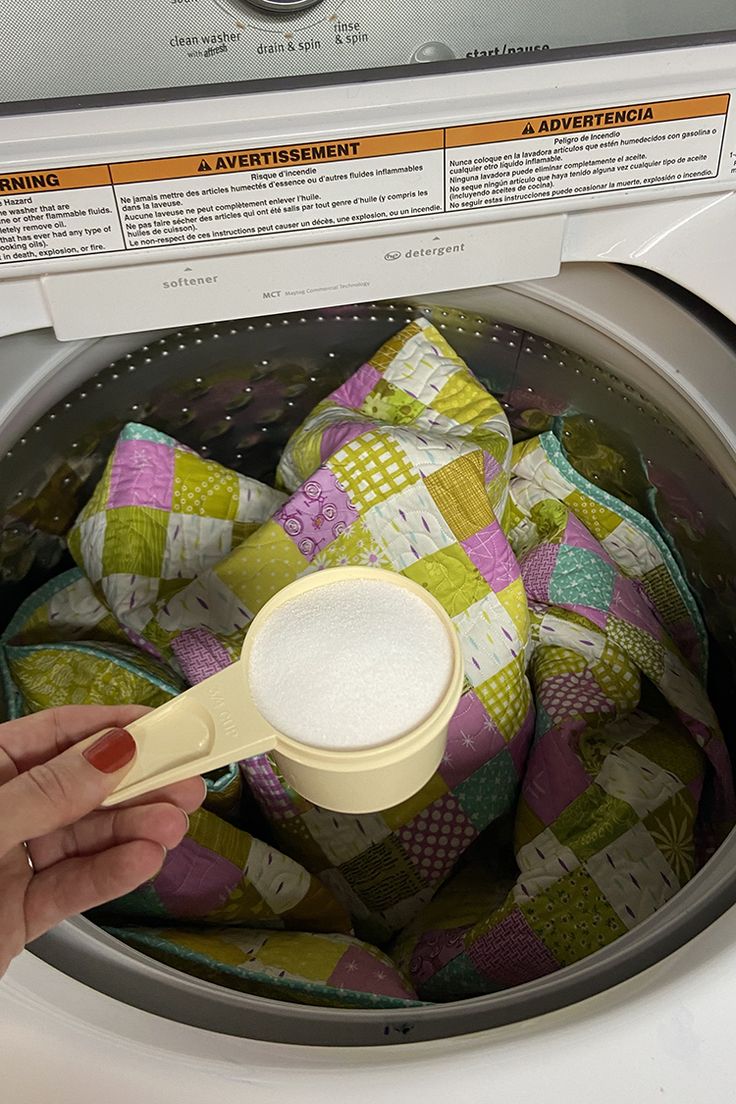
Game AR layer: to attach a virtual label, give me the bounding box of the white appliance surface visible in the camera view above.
[1,26,736,1104]
[2,904,736,1103]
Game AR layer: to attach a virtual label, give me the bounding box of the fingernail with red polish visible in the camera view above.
[83,728,136,773]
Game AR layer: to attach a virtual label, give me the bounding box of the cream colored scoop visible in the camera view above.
[78,567,463,814]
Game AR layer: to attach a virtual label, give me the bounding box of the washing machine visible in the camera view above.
[2,2,736,1100]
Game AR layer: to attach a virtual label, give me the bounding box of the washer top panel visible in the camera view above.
[2,0,735,103]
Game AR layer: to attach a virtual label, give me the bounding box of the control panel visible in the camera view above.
[1,0,734,103]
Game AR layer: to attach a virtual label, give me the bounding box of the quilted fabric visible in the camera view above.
[108,926,421,1008]
[94,806,352,933]
[3,317,732,1008]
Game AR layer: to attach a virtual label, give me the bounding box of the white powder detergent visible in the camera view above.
[248,577,454,750]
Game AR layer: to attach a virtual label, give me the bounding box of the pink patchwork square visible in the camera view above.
[520,543,559,603]
[153,838,242,916]
[539,670,614,724]
[241,755,296,820]
[274,468,359,560]
[171,627,232,684]
[522,720,592,825]
[410,926,468,986]
[461,522,520,591]
[331,364,382,409]
[467,908,559,985]
[439,690,505,788]
[564,513,616,565]
[565,603,608,630]
[320,421,369,464]
[328,944,415,999]
[483,453,502,485]
[398,794,478,884]
[107,439,174,510]
[609,576,664,640]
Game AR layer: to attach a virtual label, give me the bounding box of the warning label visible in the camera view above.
[0,95,729,265]
[445,95,729,209]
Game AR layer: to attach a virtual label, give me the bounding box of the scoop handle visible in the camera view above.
[76,661,277,807]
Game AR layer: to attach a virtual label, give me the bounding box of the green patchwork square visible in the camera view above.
[533,645,587,683]
[101,506,167,577]
[455,749,519,830]
[360,377,426,425]
[423,451,495,541]
[328,432,418,513]
[432,371,502,428]
[549,545,615,610]
[311,516,392,572]
[641,563,689,624]
[643,788,697,884]
[497,577,529,642]
[520,868,627,966]
[207,879,278,925]
[565,490,622,538]
[152,929,258,968]
[630,719,704,785]
[467,428,509,466]
[475,655,530,741]
[215,521,308,614]
[173,452,241,519]
[529,499,568,544]
[402,543,489,617]
[338,837,424,912]
[256,932,345,981]
[187,808,250,869]
[607,615,665,682]
[551,783,639,863]
[504,495,526,531]
[589,641,640,708]
[515,797,547,849]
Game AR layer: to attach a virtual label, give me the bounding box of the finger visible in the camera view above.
[24,840,167,942]
[0,727,138,857]
[115,774,207,815]
[0,705,151,775]
[29,803,189,873]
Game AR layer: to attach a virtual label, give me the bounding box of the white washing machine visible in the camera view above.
[2,4,736,1100]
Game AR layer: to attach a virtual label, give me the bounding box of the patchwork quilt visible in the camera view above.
[2,317,732,1007]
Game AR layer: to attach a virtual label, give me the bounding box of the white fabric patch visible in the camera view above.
[586,822,679,928]
[300,807,390,866]
[162,513,234,581]
[596,744,683,818]
[362,481,456,571]
[453,593,520,687]
[244,836,311,915]
[602,520,660,576]
[101,574,159,633]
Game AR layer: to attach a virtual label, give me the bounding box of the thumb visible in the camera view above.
[0,728,137,856]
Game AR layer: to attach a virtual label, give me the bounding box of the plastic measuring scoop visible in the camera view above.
[78,567,464,814]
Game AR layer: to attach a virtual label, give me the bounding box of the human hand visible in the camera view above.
[0,705,205,978]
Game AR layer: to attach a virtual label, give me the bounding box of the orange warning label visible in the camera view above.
[0,165,110,196]
[111,130,444,185]
[0,92,731,267]
[445,94,730,147]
